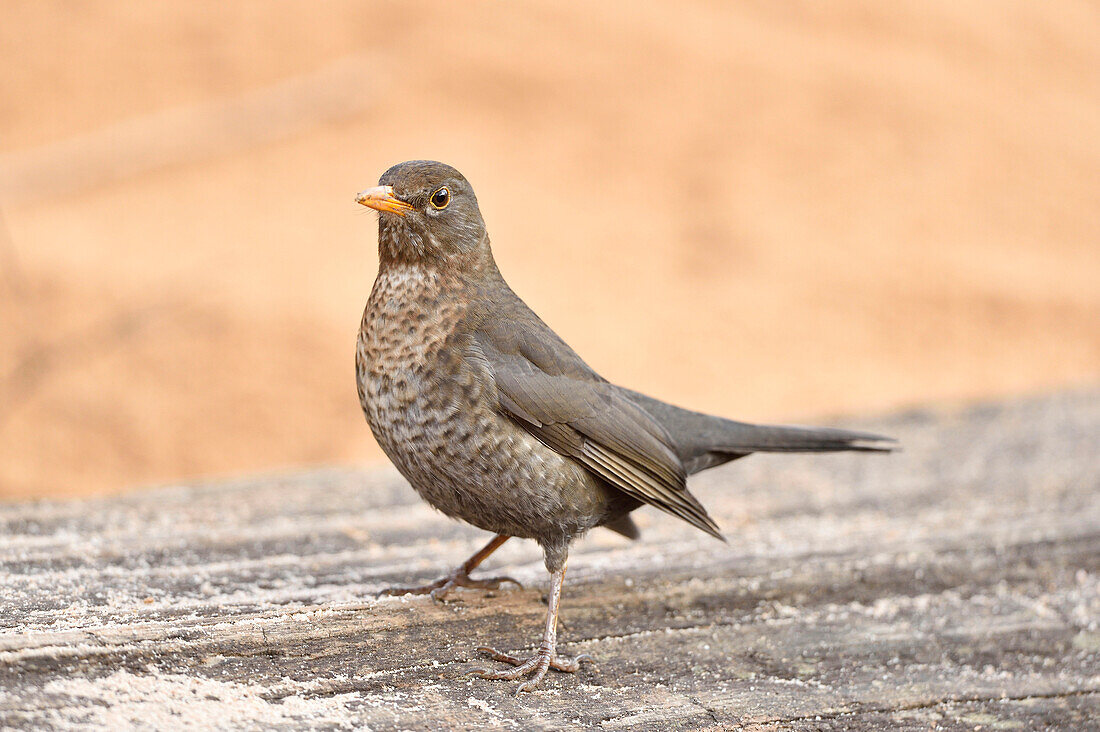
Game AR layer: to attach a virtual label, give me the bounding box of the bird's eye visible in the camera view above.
[430,186,450,210]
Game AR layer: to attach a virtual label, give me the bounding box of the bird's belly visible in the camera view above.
[357,326,613,541]
[367,381,609,539]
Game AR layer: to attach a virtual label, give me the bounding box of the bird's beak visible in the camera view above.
[355,185,414,217]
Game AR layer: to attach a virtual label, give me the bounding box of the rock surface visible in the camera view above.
[1,390,1098,730]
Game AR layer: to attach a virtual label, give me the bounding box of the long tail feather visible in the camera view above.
[709,422,897,453]
[616,386,897,475]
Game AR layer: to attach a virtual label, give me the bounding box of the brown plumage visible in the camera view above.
[355,160,896,692]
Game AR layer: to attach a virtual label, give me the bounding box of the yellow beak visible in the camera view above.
[355,185,414,216]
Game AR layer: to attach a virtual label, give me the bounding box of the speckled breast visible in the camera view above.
[356,265,605,541]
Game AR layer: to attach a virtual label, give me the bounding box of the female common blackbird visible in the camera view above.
[355,160,896,693]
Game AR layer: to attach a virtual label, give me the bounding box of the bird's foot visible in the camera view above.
[466,646,594,693]
[379,570,522,602]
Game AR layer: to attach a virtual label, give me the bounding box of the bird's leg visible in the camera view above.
[380,534,521,601]
[467,562,593,693]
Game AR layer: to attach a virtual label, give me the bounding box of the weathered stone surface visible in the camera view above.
[1,390,1098,730]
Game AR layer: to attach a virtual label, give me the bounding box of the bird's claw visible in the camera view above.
[379,572,522,602]
[466,646,594,693]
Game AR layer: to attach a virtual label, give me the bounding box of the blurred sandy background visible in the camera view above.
[1,1,1098,500]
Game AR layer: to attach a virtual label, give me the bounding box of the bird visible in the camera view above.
[355,160,896,693]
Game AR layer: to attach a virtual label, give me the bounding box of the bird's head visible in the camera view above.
[356,160,488,264]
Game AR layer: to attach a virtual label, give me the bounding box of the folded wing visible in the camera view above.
[471,325,722,540]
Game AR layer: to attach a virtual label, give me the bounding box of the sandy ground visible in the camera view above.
[1,1,1098,500]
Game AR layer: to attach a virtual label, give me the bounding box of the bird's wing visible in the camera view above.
[470,318,722,539]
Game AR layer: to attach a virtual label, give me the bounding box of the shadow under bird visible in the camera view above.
[355,160,897,693]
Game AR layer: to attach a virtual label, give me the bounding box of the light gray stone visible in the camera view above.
[1,390,1098,730]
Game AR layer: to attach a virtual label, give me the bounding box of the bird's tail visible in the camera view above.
[617,386,897,474]
[705,421,897,454]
